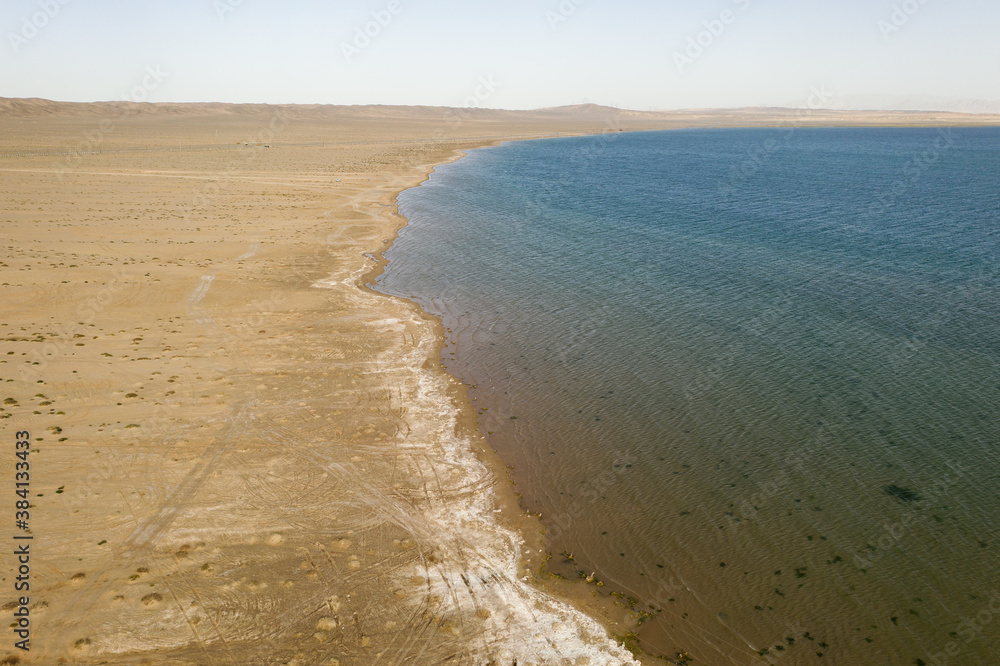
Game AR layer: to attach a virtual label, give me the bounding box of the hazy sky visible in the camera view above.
[2,0,999,110]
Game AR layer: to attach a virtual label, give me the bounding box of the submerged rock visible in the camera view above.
[883,485,921,502]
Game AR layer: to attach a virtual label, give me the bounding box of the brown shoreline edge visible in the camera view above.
[2,100,1000,665]
[318,136,648,665]
[357,139,648,655]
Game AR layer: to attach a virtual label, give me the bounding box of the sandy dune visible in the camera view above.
[1,100,998,665]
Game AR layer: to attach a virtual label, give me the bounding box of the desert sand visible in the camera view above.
[1,100,998,665]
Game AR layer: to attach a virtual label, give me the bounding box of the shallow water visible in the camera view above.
[376,128,1000,665]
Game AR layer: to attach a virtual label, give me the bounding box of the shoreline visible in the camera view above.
[361,135,653,659]
[342,133,647,663]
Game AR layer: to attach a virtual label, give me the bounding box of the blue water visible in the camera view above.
[376,128,1000,665]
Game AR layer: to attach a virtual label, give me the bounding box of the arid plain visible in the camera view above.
[2,100,998,665]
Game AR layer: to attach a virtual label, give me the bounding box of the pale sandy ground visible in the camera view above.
[1,100,998,666]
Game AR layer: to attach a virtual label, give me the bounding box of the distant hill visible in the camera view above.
[2,97,1000,127]
[820,94,1000,115]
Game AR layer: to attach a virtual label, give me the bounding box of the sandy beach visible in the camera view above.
[2,100,999,665]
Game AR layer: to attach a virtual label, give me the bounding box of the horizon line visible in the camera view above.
[4,96,1000,117]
